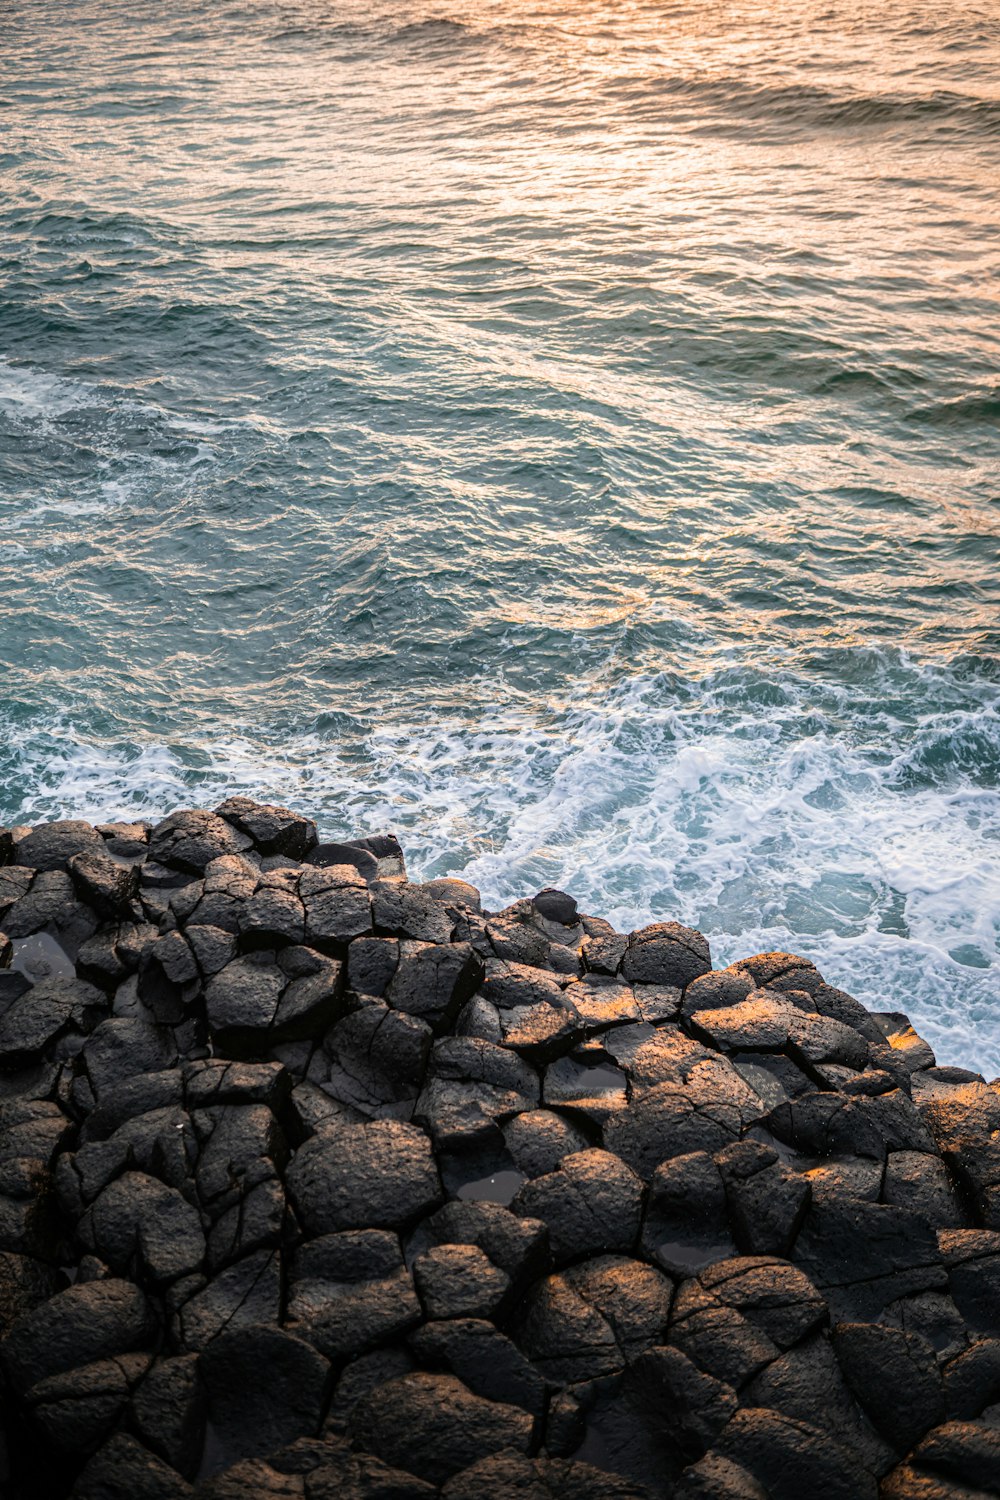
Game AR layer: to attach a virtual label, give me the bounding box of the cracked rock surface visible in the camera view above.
[0,803,998,1498]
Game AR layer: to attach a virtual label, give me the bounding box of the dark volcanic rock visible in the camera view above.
[287,1119,442,1232]
[350,1370,534,1484]
[0,808,995,1500]
[620,921,712,989]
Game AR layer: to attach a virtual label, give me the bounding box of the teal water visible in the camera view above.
[2,0,999,1067]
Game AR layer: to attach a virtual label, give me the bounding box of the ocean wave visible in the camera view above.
[3,650,997,1070]
[906,387,1000,426]
[606,72,1000,136]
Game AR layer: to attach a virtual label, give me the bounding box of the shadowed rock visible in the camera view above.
[0,804,991,1499]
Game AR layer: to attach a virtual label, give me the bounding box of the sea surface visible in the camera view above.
[2,0,999,1068]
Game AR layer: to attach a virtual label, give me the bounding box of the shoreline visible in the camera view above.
[0,801,998,1497]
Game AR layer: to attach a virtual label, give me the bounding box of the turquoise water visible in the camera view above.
[2,0,999,1067]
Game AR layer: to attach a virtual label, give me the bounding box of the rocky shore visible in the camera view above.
[0,801,998,1498]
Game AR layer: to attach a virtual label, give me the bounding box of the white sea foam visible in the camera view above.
[7,663,999,1073]
[0,360,96,419]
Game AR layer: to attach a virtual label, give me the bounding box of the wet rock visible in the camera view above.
[418,878,482,912]
[0,809,997,1499]
[532,889,579,925]
[0,976,103,1066]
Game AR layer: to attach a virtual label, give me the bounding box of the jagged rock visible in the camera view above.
[904,1419,1000,1492]
[215,798,318,859]
[0,1279,155,1392]
[413,1243,509,1319]
[130,1354,205,1478]
[414,1035,540,1146]
[620,922,711,988]
[409,1317,546,1415]
[794,1197,946,1317]
[287,1119,441,1232]
[940,1230,1000,1333]
[715,1140,810,1259]
[14,822,106,874]
[832,1320,944,1452]
[286,1231,421,1359]
[510,1148,643,1263]
[640,1150,734,1275]
[387,941,482,1030]
[300,865,372,949]
[78,1172,205,1284]
[176,1249,281,1351]
[424,1199,549,1293]
[68,851,141,920]
[604,1082,741,1177]
[70,1431,192,1498]
[713,1407,877,1500]
[350,1370,534,1485]
[200,1325,331,1461]
[503,1109,590,1179]
[148,811,251,875]
[27,1351,150,1455]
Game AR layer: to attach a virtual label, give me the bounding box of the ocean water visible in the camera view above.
[2,0,999,1068]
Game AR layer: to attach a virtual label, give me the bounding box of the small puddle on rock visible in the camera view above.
[653,1238,734,1274]
[10,933,76,982]
[439,1149,526,1205]
[454,1169,526,1205]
